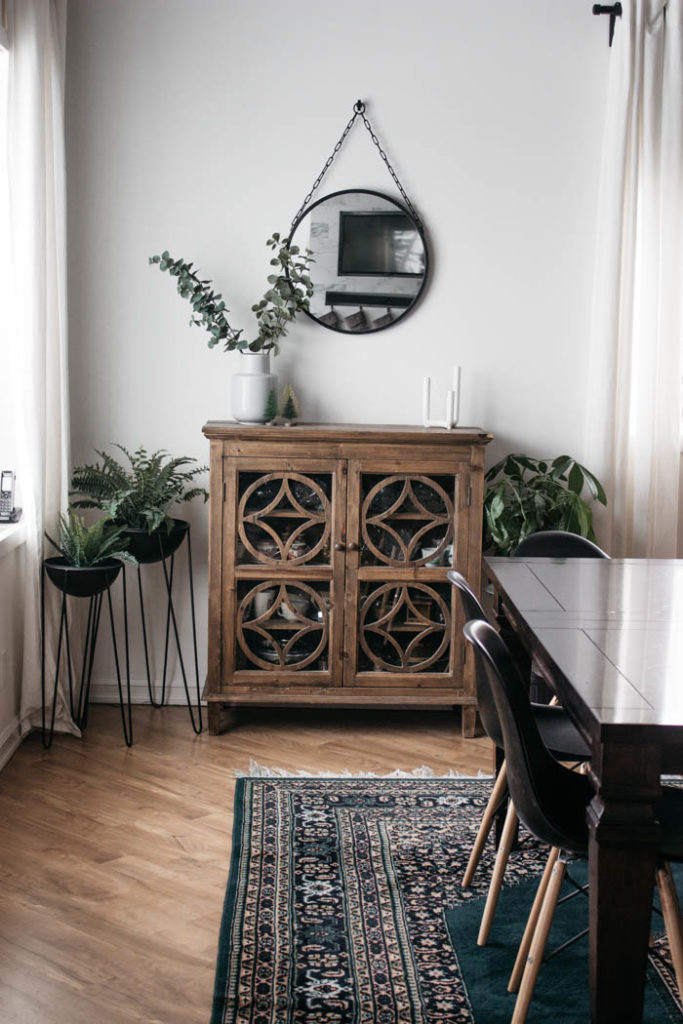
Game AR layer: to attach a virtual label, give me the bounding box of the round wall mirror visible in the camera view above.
[289,189,428,335]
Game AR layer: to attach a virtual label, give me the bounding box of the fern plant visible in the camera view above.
[70,445,208,534]
[45,513,137,567]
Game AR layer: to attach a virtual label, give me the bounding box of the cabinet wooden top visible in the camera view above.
[202,422,493,446]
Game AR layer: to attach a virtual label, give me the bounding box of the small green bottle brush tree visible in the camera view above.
[263,388,278,423]
[149,234,314,356]
[280,384,300,423]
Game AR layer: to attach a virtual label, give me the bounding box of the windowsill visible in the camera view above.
[0,520,27,559]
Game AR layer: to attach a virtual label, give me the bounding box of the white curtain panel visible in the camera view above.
[7,0,76,736]
[586,0,683,557]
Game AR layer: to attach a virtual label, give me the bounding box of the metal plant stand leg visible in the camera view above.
[41,565,132,748]
[137,565,167,708]
[132,529,202,733]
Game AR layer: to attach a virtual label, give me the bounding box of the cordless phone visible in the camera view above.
[0,470,20,522]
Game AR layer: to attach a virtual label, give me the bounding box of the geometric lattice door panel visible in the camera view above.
[237,471,332,566]
[236,579,331,672]
[360,473,457,567]
[357,580,452,674]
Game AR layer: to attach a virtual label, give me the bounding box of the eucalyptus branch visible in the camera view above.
[150,233,314,356]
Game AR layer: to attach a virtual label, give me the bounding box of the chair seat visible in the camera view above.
[533,705,591,761]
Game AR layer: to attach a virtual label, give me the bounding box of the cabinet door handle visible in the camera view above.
[334,542,346,551]
[347,542,359,552]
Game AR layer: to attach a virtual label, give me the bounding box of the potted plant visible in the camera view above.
[44,512,136,597]
[149,234,314,423]
[483,454,607,556]
[70,444,208,564]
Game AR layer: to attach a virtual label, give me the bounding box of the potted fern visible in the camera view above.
[70,445,208,564]
[44,512,136,597]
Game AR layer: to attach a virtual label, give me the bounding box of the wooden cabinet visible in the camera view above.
[202,423,492,736]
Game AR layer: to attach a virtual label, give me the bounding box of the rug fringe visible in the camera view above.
[235,759,494,779]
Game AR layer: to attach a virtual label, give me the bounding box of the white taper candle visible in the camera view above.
[422,377,430,425]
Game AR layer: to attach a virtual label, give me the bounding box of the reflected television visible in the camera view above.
[337,212,424,277]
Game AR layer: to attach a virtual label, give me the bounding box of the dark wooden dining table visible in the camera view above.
[484,555,683,1024]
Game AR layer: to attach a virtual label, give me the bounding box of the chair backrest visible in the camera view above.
[447,570,504,749]
[463,619,592,854]
[512,530,609,559]
[446,570,487,620]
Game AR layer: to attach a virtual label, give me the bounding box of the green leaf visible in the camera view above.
[567,462,584,495]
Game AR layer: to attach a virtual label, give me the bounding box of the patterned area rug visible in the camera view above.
[210,778,682,1023]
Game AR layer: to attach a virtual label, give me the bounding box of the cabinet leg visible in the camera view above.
[208,703,237,735]
[461,705,478,738]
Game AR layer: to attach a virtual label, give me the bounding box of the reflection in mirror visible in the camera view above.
[289,189,428,335]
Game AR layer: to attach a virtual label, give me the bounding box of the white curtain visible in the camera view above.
[586,0,683,557]
[6,0,76,736]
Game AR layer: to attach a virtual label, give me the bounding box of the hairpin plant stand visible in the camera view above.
[41,559,132,748]
[128,521,203,734]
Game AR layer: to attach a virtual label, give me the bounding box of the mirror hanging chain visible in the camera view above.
[290,100,423,234]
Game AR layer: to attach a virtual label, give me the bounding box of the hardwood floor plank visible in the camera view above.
[0,704,492,1023]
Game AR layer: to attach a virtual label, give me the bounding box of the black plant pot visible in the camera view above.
[123,518,189,565]
[44,556,123,598]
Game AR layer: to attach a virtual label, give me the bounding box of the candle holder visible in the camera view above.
[422,366,461,429]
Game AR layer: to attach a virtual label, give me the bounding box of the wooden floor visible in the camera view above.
[0,704,493,1024]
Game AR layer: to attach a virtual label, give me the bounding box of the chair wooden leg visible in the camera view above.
[477,797,519,946]
[656,862,683,1000]
[511,856,566,1024]
[463,761,508,888]
[508,846,560,993]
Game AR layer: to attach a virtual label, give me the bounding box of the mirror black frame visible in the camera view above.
[289,188,429,336]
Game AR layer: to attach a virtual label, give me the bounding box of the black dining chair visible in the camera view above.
[447,570,590,946]
[512,530,609,559]
[511,530,610,701]
[463,618,683,1024]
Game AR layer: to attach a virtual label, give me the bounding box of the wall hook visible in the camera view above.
[592,3,622,47]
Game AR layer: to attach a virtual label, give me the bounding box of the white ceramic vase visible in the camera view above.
[230,351,277,424]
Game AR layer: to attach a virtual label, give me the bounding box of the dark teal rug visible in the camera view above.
[210,778,683,1023]
[446,860,683,1024]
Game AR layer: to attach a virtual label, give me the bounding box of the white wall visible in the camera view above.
[64,0,609,701]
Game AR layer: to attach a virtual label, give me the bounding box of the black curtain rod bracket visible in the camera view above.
[592,3,622,47]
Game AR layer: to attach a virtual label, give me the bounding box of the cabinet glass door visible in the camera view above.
[344,464,468,687]
[223,458,346,685]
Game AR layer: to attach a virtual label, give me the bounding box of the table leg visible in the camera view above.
[586,742,662,1023]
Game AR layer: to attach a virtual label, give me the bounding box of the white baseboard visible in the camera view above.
[0,714,22,771]
[88,677,205,706]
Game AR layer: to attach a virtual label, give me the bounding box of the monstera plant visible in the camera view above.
[483,454,607,556]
